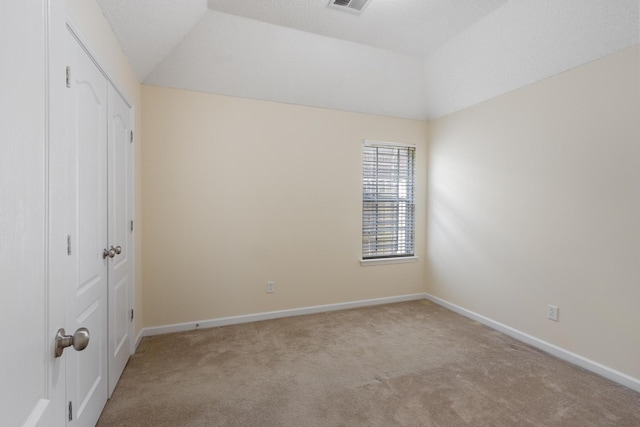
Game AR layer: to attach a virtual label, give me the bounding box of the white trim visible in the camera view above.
[134,329,144,350]
[140,293,426,337]
[363,139,416,148]
[423,293,640,393]
[127,106,136,357]
[360,256,419,266]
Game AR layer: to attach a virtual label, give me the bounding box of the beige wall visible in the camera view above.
[65,0,144,337]
[427,46,640,380]
[141,86,429,327]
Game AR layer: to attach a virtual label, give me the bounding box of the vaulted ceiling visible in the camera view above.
[96,0,639,120]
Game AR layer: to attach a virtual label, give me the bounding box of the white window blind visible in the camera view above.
[362,141,416,259]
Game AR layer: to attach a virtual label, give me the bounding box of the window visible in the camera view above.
[362,141,416,260]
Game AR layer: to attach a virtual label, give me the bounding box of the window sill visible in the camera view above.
[360,256,419,267]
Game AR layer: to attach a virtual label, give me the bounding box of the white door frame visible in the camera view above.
[4,0,68,425]
[45,0,71,425]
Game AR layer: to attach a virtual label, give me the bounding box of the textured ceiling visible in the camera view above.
[95,0,207,80]
[424,0,640,118]
[205,0,507,58]
[96,0,640,120]
[145,11,430,120]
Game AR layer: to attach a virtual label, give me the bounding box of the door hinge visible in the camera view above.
[67,235,71,256]
[130,220,134,233]
[68,401,73,421]
[130,308,134,322]
[66,66,71,88]
[130,130,134,143]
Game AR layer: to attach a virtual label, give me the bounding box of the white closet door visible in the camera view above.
[0,1,65,425]
[107,84,133,396]
[66,30,109,427]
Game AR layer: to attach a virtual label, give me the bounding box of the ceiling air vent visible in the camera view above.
[328,0,370,14]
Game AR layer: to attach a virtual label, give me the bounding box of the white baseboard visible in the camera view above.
[134,291,639,393]
[139,293,427,338]
[423,293,640,393]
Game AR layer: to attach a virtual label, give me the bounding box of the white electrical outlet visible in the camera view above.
[266,281,275,294]
[547,305,559,321]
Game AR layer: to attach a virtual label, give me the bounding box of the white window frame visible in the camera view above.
[361,140,417,266]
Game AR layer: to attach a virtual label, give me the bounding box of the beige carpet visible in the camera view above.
[97,300,640,426]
